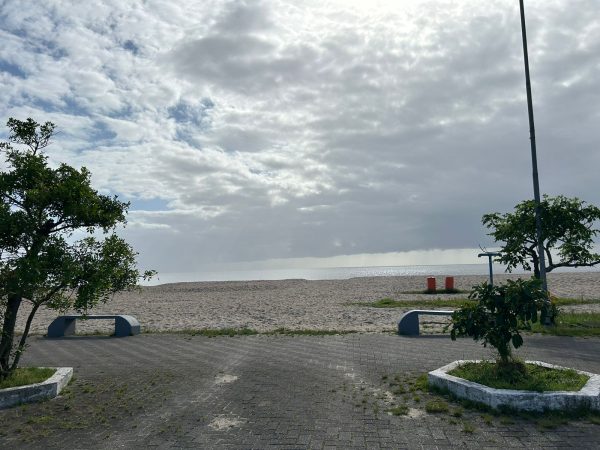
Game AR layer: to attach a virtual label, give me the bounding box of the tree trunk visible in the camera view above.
[531,252,540,279]
[10,303,40,372]
[496,341,512,365]
[0,294,22,380]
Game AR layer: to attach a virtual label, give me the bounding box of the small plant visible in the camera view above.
[536,416,568,429]
[481,413,493,425]
[452,407,463,418]
[450,278,554,365]
[388,405,409,416]
[425,400,449,413]
[392,386,406,395]
[414,374,428,391]
[462,421,476,433]
[589,415,600,425]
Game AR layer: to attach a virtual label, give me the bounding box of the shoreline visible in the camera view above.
[16,272,600,335]
[142,266,600,286]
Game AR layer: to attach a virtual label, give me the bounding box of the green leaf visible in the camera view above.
[0,117,156,379]
[482,195,600,275]
[511,334,523,348]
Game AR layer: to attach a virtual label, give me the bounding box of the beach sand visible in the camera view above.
[15,272,600,335]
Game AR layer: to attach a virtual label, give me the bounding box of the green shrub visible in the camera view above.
[450,278,554,364]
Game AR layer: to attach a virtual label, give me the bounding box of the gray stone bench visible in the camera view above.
[47,315,140,338]
[397,310,454,336]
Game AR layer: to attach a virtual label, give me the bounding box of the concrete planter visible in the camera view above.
[0,367,73,409]
[428,360,600,412]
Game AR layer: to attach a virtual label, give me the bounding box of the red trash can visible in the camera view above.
[445,276,455,290]
[426,277,436,292]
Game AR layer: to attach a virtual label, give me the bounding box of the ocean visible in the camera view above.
[146,263,600,285]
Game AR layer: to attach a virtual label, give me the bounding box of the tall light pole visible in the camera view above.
[519,0,548,292]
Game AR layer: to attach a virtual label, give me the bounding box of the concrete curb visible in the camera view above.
[0,367,73,409]
[428,360,600,412]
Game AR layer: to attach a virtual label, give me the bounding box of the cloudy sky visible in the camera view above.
[1,0,599,279]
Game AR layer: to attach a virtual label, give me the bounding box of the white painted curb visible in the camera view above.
[428,360,600,412]
[0,367,73,409]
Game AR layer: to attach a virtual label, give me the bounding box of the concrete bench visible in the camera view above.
[397,310,454,336]
[47,315,140,338]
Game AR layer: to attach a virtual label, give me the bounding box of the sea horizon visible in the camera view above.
[143,263,600,286]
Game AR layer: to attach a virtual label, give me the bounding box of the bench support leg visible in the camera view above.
[47,317,76,338]
[398,314,420,336]
[114,316,140,337]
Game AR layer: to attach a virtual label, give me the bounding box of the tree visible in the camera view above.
[0,118,154,381]
[450,278,552,365]
[482,195,600,279]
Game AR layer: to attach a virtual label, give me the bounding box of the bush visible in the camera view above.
[450,278,554,364]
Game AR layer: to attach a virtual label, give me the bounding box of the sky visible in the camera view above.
[1,0,599,279]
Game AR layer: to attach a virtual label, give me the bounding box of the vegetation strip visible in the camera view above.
[530,312,600,337]
[150,328,358,337]
[148,313,600,338]
[400,289,468,295]
[358,297,600,309]
[448,361,589,392]
[358,298,473,308]
[0,367,56,390]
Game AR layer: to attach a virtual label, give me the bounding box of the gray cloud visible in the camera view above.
[1,0,599,275]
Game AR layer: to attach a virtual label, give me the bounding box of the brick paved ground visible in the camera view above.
[1,333,599,449]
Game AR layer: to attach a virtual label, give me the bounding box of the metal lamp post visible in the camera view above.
[478,252,501,286]
[518,0,548,293]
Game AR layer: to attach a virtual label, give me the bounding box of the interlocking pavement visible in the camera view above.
[1,332,599,449]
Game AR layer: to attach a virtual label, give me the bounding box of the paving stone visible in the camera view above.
[0,334,597,448]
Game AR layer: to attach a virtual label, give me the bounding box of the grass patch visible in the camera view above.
[449,361,589,392]
[264,328,357,336]
[392,386,406,395]
[530,312,600,337]
[388,405,409,416]
[361,298,473,308]
[552,297,600,306]
[0,368,56,390]
[462,421,476,433]
[536,415,568,429]
[414,374,428,391]
[589,414,600,425]
[481,413,493,425]
[163,327,358,337]
[402,289,468,295]
[172,327,260,337]
[425,400,449,413]
[360,297,599,309]
[452,407,464,418]
[499,415,515,425]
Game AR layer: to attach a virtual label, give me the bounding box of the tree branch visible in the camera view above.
[545,246,553,270]
[1,193,25,209]
[548,260,600,271]
[50,224,73,234]
[10,284,66,372]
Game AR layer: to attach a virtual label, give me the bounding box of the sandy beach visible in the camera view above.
[16,272,600,335]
